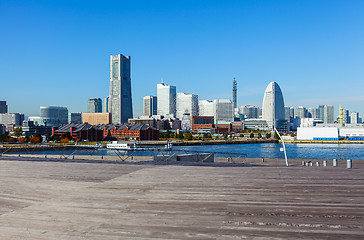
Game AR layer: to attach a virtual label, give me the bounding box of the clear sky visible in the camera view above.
[1,0,363,117]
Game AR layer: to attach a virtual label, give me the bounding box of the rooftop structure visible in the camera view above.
[88,98,102,113]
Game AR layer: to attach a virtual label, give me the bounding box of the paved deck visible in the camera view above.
[0,155,363,239]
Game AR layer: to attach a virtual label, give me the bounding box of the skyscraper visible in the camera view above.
[176,93,199,119]
[318,105,325,122]
[262,81,285,130]
[232,78,237,109]
[351,112,359,124]
[157,82,176,117]
[109,54,133,123]
[324,105,334,124]
[199,100,214,116]
[296,106,307,119]
[143,96,157,117]
[0,101,7,113]
[104,96,109,113]
[213,99,234,123]
[88,98,102,113]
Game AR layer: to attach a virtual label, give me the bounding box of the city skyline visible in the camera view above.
[0,1,363,116]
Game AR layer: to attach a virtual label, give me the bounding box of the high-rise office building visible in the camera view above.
[289,107,294,119]
[104,96,109,113]
[68,112,82,124]
[318,105,325,121]
[143,96,157,117]
[343,109,350,124]
[199,100,214,116]
[284,107,291,121]
[351,112,359,124]
[109,54,133,123]
[0,113,24,126]
[0,101,8,113]
[308,107,319,119]
[232,78,237,109]
[262,82,285,129]
[296,106,307,119]
[157,82,176,117]
[176,93,199,119]
[241,105,258,119]
[88,98,102,113]
[213,99,234,123]
[324,105,334,124]
[40,106,68,127]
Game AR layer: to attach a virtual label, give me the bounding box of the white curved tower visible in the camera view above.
[262,81,285,129]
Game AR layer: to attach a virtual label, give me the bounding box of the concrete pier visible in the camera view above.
[0,155,363,239]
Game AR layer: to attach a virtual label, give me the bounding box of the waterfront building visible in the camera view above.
[324,105,334,124]
[104,96,109,113]
[199,100,214,116]
[243,119,269,131]
[213,99,234,124]
[82,113,112,125]
[157,82,176,117]
[21,120,52,136]
[109,54,133,124]
[176,93,199,120]
[0,101,8,113]
[262,82,286,131]
[52,123,104,141]
[39,106,68,127]
[143,96,157,117]
[88,98,102,113]
[68,112,82,124]
[0,113,24,126]
[191,116,214,132]
[99,123,159,140]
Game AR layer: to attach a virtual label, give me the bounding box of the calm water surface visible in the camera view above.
[10,143,364,160]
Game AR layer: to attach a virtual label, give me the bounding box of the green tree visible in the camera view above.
[239,134,244,138]
[176,132,184,139]
[184,132,192,140]
[45,133,52,141]
[266,133,271,139]
[250,133,254,138]
[0,133,9,142]
[13,127,23,137]
[258,133,262,138]
[61,132,72,140]
[51,134,60,141]
[274,131,279,140]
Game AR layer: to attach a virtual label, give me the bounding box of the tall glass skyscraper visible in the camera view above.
[143,96,157,117]
[88,98,102,113]
[176,93,199,120]
[262,81,285,130]
[109,54,133,123]
[157,83,176,117]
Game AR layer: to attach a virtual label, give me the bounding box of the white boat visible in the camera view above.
[106,141,131,150]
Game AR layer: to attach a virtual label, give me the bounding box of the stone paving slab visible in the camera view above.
[0,156,363,239]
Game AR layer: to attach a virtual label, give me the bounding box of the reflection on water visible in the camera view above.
[8,143,364,160]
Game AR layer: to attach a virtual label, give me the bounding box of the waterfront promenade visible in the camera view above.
[0,155,363,239]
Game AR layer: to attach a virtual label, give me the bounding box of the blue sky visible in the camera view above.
[1,0,363,117]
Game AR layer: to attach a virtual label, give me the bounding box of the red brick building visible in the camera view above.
[52,123,104,141]
[100,123,159,140]
[191,116,215,132]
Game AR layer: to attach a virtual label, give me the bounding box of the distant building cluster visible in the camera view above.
[2,52,364,141]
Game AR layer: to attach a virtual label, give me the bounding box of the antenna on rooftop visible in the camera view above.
[161,77,164,84]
